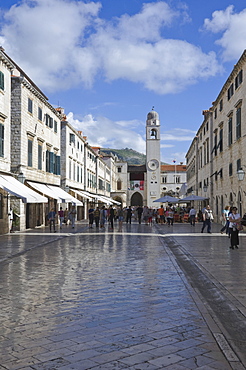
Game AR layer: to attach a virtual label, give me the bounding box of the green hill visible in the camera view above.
[100,148,168,165]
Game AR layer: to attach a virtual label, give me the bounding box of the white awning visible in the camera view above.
[96,195,113,205]
[27,182,83,205]
[94,195,112,205]
[0,175,48,203]
[98,195,121,205]
[27,182,60,200]
[71,189,93,201]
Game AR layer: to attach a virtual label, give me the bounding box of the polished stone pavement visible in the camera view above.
[0,220,246,369]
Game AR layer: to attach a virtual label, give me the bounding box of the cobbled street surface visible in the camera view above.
[0,220,246,369]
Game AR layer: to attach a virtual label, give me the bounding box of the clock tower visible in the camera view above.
[146,108,161,207]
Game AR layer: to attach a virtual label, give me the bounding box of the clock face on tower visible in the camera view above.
[147,159,159,171]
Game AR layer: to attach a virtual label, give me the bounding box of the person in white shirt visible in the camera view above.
[201,205,213,233]
[189,207,196,226]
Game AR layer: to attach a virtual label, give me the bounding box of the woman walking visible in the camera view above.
[228,207,241,249]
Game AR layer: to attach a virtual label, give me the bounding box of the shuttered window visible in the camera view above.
[0,72,4,90]
[28,139,33,167]
[38,144,42,170]
[0,124,4,157]
[28,98,33,114]
[236,107,241,140]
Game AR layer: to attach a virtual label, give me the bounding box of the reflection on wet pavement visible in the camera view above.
[0,224,238,369]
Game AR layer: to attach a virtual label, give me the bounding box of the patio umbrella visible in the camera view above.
[179,194,207,202]
[153,195,180,203]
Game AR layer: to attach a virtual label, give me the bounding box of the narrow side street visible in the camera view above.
[0,221,246,369]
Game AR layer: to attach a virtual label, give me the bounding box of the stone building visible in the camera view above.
[186,50,246,220]
[0,48,15,233]
[109,109,187,207]
[160,164,187,197]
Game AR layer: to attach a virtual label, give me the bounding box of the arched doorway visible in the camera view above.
[113,196,122,205]
[131,192,143,206]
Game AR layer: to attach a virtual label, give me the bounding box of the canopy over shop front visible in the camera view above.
[71,189,93,201]
[0,175,48,203]
[27,182,83,205]
[154,195,180,203]
[179,195,208,202]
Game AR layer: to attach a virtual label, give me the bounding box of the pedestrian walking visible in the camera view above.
[189,206,196,226]
[166,207,174,226]
[158,205,165,224]
[100,206,107,228]
[94,207,100,228]
[136,206,143,224]
[228,207,241,249]
[8,208,13,233]
[48,208,56,232]
[64,208,69,225]
[126,206,132,224]
[220,205,230,234]
[109,205,114,229]
[69,205,77,229]
[201,205,213,233]
[148,208,153,225]
[88,205,94,228]
[143,206,149,225]
[58,207,64,229]
[118,205,124,231]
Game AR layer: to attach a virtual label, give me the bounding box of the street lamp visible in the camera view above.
[17,172,25,184]
[237,168,245,181]
[203,185,208,192]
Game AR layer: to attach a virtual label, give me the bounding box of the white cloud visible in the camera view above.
[67,112,146,153]
[67,112,190,164]
[203,5,234,33]
[0,0,222,93]
[161,128,196,141]
[203,5,246,61]
[160,144,174,148]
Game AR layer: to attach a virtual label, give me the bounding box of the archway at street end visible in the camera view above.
[131,192,143,206]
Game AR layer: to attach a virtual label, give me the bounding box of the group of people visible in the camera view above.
[188,204,243,250]
[48,206,77,232]
[48,203,244,250]
[87,204,189,229]
[88,205,128,231]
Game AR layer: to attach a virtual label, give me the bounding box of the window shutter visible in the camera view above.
[56,155,60,175]
[49,151,54,173]
[46,150,50,172]
[0,124,4,156]
[0,72,4,90]
[28,140,33,167]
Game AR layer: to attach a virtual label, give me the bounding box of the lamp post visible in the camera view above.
[17,172,25,184]
[237,168,245,181]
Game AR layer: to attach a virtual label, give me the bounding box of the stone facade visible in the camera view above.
[160,164,187,197]
[186,50,246,220]
[10,66,62,230]
[0,49,15,233]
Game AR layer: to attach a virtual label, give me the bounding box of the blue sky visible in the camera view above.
[1,0,246,164]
